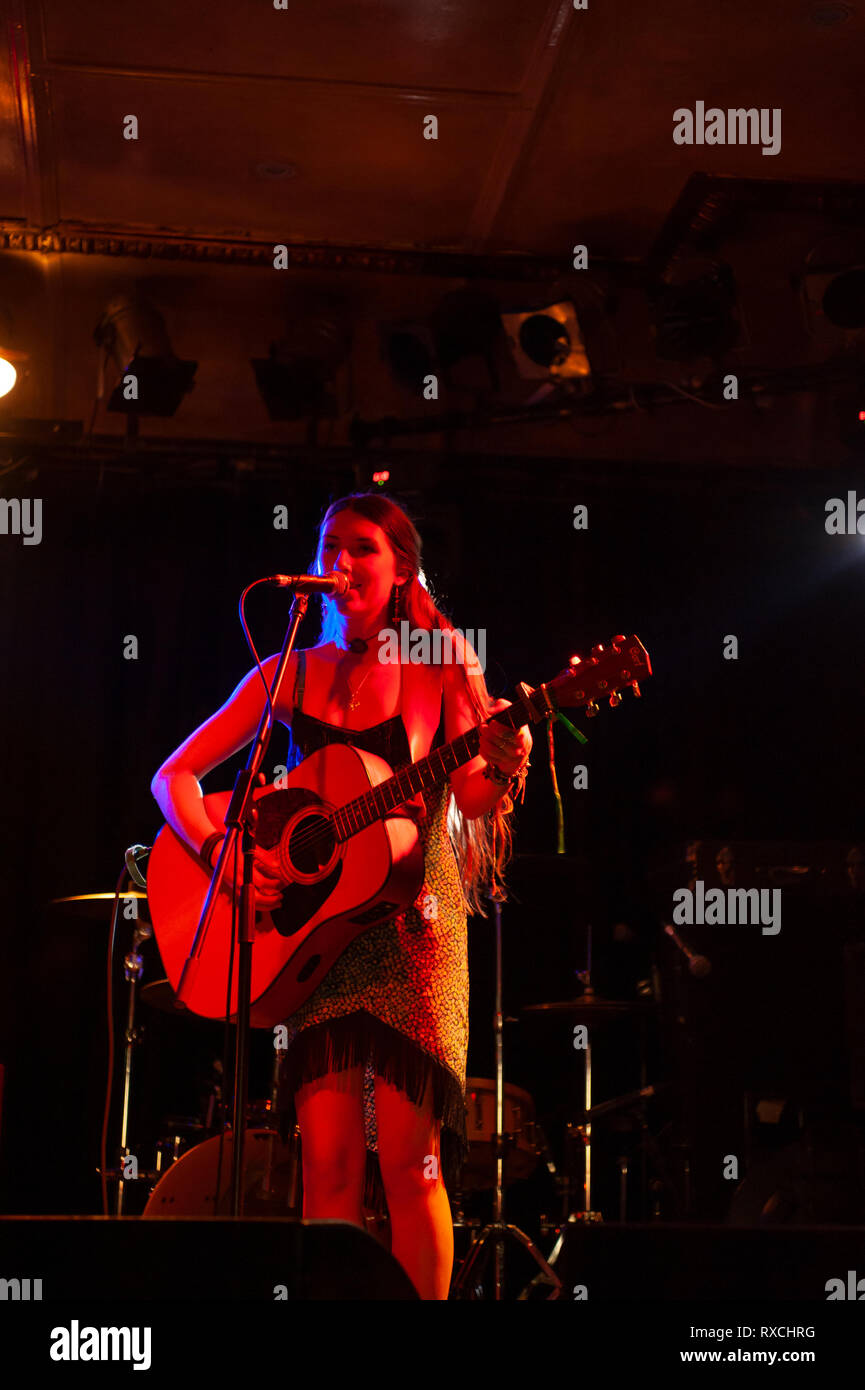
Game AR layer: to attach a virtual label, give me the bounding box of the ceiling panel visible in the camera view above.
[494,0,865,255]
[49,72,509,242]
[41,0,556,94]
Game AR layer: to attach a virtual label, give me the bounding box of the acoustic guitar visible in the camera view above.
[147,635,651,1026]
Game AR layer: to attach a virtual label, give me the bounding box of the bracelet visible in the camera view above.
[198,831,225,869]
[482,758,531,808]
[482,760,513,787]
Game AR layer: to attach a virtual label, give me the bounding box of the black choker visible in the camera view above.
[344,629,380,654]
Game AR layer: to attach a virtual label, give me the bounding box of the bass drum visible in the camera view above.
[461,1077,540,1190]
[143,1128,300,1218]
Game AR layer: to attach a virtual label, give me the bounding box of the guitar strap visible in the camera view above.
[293,648,306,711]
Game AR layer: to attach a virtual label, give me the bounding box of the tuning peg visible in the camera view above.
[585,701,599,718]
[612,634,626,646]
[609,692,622,708]
[591,644,605,658]
[630,682,641,698]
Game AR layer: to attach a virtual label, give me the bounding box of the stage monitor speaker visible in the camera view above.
[556,1222,865,1299]
[0,1218,418,1300]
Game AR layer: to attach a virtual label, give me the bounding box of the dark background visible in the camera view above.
[1,457,864,1223]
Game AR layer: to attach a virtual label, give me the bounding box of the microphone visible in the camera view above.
[664,923,711,978]
[125,844,150,890]
[266,572,351,595]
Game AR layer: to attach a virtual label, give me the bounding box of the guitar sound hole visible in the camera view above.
[289,813,336,875]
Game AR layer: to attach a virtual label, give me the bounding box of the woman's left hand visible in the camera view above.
[479,699,532,777]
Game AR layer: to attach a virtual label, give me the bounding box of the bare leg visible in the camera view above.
[294,1065,367,1228]
[374,1074,454,1300]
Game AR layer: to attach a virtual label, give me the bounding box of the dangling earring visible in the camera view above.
[390,584,399,626]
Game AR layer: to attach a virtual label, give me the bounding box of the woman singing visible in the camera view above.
[150,492,532,1299]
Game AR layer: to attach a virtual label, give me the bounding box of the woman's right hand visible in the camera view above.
[208,837,286,910]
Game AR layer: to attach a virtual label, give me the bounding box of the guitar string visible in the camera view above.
[268,737,469,861]
[260,706,521,864]
[247,659,632,873]
[272,672,623,862]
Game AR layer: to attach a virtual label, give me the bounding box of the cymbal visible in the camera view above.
[140,979,192,1015]
[139,980,228,1026]
[50,891,148,921]
[522,996,655,1022]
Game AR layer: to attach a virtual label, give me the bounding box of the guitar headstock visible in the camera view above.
[524,635,651,721]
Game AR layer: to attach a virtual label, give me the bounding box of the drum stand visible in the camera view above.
[114,918,151,1212]
[102,879,153,1214]
[569,968,604,1224]
[517,941,605,1297]
[450,894,562,1300]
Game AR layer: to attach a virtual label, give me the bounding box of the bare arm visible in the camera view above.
[442,638,531,821]
[150,652,293,857]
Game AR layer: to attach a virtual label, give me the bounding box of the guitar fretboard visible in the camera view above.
[332,704,523,842]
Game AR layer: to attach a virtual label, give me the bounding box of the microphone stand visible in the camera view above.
[176,590,308,1216]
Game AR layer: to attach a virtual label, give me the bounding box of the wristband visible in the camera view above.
[198,831,225,870]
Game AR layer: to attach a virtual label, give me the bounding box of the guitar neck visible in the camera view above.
[330,634,651,841]
[332,705,521,842]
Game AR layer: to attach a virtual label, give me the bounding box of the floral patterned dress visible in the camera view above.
[275,649,469,1214]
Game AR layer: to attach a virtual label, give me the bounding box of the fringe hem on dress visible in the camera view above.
[275,1010,468,1219]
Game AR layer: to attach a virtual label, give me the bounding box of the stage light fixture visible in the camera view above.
[0,356,17,399]
[381,323,435,393]
[252,301,351,422]
[429,289,502,371]
[381,292,501,397]
[252,350,338,420]
[94,294,197,418]
[0,307,27,401]
[500,301,591,382]
[649,264,739,361]
[822,268,865,330]
[799,256,865,348]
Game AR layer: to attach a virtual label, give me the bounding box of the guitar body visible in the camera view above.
[147,742,424,1026]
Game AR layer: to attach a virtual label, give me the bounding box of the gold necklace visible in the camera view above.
[346,660,375,713]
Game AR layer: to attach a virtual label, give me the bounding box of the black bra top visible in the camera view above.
[284,649,442,774]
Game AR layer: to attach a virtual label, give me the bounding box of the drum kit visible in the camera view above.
[52,847,672,1299]
[448,875,668,1299]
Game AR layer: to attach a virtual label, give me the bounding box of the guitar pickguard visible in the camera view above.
[264,871,343,938]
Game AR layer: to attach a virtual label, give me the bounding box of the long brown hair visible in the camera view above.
[312,491,515,914]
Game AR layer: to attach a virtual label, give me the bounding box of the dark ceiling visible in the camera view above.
[1,0,865,472]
